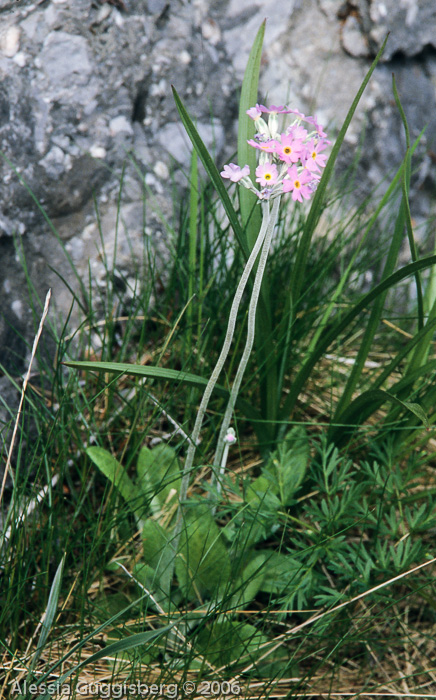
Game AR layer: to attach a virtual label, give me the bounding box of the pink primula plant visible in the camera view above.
[220,104,329,202]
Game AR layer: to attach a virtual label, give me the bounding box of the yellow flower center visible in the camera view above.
[265,173,272,180]
[284,146,292,154]
[311,151,317,159]
[295,180,301,189]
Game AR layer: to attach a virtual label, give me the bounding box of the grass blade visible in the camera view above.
[86,446,146,525]
[330,389,428,446]
[187,148,199,349]
[392,74,424,332]
[35,626,172,700]
[237,19,265,252]
[63,360,260,421]
[290,35,389,310]
[332,162,407,421]
[237,21,279,438]
[306,130,423,359]
[171,86,249,258]
[29,555,65,672]
[280,254,436,421]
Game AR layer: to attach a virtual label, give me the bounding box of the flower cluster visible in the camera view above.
[221,104,330,202]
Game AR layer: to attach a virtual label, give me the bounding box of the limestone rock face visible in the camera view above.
[1,0,436,371]
[367,0,436,60]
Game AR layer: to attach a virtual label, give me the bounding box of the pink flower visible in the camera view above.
[247,138,277,153]
[283,166,313,202]
[275,133,304,164]
[258,104,289,114]
[305,115,327,138]
[221,163,250,182]
[246,105,263,120]
[303,138,328,173]
[287,108,306,119]
[255,163,278,187]
[287,123,308,140]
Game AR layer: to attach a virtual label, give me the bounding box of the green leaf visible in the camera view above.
[229,553,268,610]
[175,504,231,600]
[28,555,65,674]
[235,21,276,435]
[238,20,265,251]
[263,425,309,505]
[140,518,177,605]
[137,443,181,516]
[242,482,281,548]
[258,551,309,598]
[187,147,199,345]
[171,86,249,258]
[63,360,260,422]
[196,621,270,668]
[86,446,145,523]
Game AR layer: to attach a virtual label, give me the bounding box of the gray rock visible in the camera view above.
[341,14,370,58]
[368,0,436,60]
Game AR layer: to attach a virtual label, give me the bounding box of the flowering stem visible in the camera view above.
[212,196,281,486]
[172,202,270,543]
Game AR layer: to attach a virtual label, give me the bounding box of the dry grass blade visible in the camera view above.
[0,289,52,507]
[232,556,436,678]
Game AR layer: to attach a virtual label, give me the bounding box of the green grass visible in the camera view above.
[2,27,436,700]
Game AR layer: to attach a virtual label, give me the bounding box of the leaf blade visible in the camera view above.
[237,20,265,251]
[171,86,249,258]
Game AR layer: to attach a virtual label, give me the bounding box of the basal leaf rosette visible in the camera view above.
[221,104,329,203]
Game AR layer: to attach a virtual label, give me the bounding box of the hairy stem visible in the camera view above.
[172,201,270,546]
[212,197,281,487]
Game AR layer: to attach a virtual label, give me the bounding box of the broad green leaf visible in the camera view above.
[263,425,309,505]
[171,86,249,258]
[246,474,270,501]
[229,553,268,610]
[95,591,132,620]
[238,20,265,251]
[141,518,177,602]
[63,360,260,422]
[196,621,270,667]
[137,443,181,516]
[242,481,281,548]
[133,559,175,612]
[258,551,309,597]
[175,505,231,600]
[86,446,145,523]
